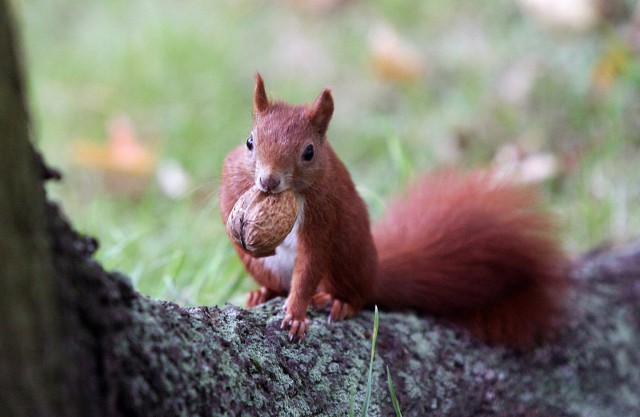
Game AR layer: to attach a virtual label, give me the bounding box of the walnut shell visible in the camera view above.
[226,187,298,257]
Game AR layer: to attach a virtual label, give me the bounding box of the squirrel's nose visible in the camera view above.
[259,174,281,193]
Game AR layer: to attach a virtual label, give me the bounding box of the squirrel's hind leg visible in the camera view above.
[312,292,357,323]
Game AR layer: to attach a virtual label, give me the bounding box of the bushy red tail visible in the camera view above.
[371,171,569,348]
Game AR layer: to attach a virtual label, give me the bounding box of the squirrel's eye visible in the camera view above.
[246,134,254,151]
[302,144,314,161]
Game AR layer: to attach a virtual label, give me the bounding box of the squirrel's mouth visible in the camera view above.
[256,182,290,195]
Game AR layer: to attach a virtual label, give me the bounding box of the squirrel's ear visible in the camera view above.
[254,73,269,114]
[306,88,334,137]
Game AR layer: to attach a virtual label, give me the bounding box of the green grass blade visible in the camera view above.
[360,305,380,417]
[348,384,356,417]
[386,136,414,181]
[386,365,402,417]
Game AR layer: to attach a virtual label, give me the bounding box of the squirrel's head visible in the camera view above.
[244,73,334,194]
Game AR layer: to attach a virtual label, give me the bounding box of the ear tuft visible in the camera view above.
[254,73,269,114]
[306,88,334,137]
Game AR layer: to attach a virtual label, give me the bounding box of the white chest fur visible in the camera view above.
[262,196,304,291]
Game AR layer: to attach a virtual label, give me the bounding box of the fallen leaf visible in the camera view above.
[71,116,158,196]
[518,0,598,31]
[492,143,560,184]
[369,25,425,82]
[72,116,156,176]
[591,41,632,91]
[156,159,191,199]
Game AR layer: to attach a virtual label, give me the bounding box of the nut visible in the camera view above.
[226,187,298,257]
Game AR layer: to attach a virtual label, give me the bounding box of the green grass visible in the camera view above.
[349,306,403,416]
[386,365,403,417]
[16,0,640,305]
[361,305,380,417]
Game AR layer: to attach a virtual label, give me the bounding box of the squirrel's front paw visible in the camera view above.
[280,312,310,342]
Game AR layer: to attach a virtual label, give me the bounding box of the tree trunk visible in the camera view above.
[0,2,75,415]
[1,1,639,416]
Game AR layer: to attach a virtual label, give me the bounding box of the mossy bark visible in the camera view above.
[48,206,640,416]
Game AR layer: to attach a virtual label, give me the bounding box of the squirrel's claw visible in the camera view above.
[280,313,310,342]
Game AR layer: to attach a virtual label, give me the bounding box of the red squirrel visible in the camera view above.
[219,74,569,348]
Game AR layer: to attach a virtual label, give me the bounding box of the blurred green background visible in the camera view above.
[15,0,640,306]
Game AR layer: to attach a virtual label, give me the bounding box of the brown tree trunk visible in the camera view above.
[1,1,639,416]
[0,2,69,415]
[0,3,102,415]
